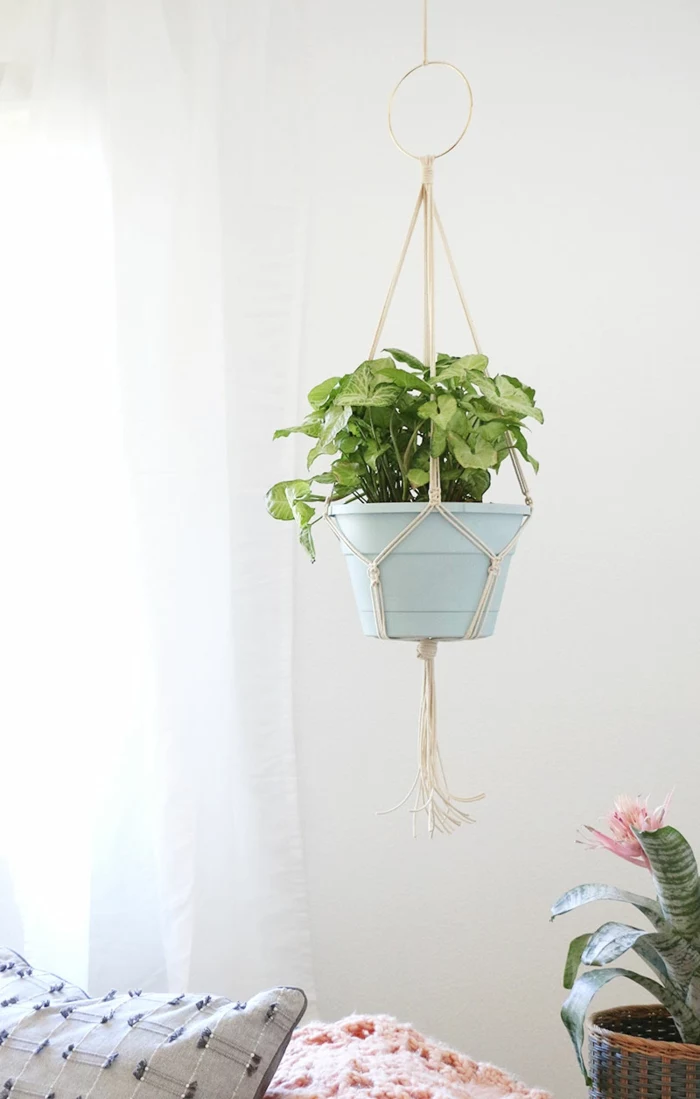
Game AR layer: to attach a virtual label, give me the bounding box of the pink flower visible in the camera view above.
[580,793,672,869]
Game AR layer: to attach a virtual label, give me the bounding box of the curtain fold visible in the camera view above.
[0,0,315,1008]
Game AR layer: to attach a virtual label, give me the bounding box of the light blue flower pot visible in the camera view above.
[329,501,530,641]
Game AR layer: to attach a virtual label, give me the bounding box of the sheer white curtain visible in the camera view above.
[0,0,315,1007]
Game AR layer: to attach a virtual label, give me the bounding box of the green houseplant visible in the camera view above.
[552,795,700,1096]
[266,348,542,560]
[266,349,542,641]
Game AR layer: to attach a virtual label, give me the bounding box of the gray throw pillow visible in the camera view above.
[0,948,88,1007]
[0,948,306,1099]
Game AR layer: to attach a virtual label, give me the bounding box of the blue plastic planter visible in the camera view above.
[329,500,530,641]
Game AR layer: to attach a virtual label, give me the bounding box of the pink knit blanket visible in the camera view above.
[269,1016,551,1099]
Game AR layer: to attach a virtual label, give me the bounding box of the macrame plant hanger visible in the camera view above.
[323,0,534,838]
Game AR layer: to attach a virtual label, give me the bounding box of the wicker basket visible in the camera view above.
[589,1005,700,1099]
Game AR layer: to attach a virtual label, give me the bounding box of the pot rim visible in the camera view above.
[589,1005,700,1061]
[328,500,531,517]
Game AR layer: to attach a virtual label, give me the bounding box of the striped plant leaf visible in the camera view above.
[562,968,700,1083]
[646,929,700,991]
[580,923,700,993]
[635,827,700,940]
[551,883,664,929]
[582,922,648,966]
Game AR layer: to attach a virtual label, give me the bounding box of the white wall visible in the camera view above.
[286,1,700,1096]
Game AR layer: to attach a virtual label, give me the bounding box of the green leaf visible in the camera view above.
[581,922,648,966]
[318,402,352,447]
[331,459,362,488]
[336,363,399,407]
[479,374,544,424]
[563,934,591,990]
[509,425,540,472]
[551,884,664,929]
[363,439,390,472]
[461,468,491,500]
[308,376,341,409]
[338,433,361,454]
[436,354,488,381]
[419,394,457,432]
[265,479,312,521]
[635,827,700,940]
[298,522,316,561]
[561,968,700,1083]
[273,420,322,440]
[445,406,470,437]
[448,432,498,470]
[478,419,510,443]
[384,348,425,372]
[408,468,430,487]
[430,427,447,458]
[306,440,338,469]
[290,498,314,528]
[372,364,432,393]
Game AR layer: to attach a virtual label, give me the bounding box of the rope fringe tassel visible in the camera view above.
[379,640,485,838]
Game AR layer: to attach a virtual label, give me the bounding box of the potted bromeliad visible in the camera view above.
[553,794,700,1098]
[266,349,542,640]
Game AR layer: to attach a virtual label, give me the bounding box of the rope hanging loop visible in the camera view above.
[388,61,474,162]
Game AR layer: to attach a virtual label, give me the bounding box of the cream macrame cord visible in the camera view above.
[323,68,533,837]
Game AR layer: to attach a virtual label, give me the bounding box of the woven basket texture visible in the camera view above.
[589,1005,700,1099]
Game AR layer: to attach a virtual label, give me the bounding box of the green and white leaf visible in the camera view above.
[635,827,700,940]
[273,419,322,440]
[551,883,664,929]
[418,395,457,432]
[336,362,399,407]
[307,376,341,409]
[371,362,432,393]
[318,402,352,447]
[265,479,312,521]
[478,374,544,424]
[645,929,700,995]
[331,459,362,488]
[581,922,649,966]
[448,432,498,470]
[436,354,488,382]
[384,348,425,372]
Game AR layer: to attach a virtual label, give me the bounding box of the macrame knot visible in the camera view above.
[487,557,502,577]
[367,563,380,586]
[421,155,434,185]
[427,487,441,505]
[417,638,438,661]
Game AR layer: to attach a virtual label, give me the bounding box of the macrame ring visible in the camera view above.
[388,60,474,160]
